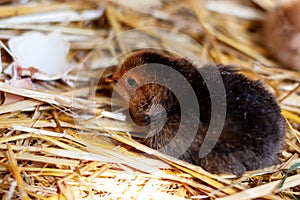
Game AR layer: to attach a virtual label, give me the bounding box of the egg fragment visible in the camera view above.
[8,31,72,80]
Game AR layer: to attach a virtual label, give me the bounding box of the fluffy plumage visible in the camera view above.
[110,49,285,175]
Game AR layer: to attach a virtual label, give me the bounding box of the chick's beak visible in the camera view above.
[105,74,118,83]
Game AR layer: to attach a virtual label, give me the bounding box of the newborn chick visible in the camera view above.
[110,49,285,175]
[264,0,300,71]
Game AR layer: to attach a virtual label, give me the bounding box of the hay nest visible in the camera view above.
[0,0,299,199]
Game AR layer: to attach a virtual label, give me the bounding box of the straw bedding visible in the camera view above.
[0,0,299,199]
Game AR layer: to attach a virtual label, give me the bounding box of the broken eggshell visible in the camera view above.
[2,78,33,105]
[8,31,72,80]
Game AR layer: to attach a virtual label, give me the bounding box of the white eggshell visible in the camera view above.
[8,31,72,80]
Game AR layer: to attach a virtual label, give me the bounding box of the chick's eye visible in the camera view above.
[127,78,138,87]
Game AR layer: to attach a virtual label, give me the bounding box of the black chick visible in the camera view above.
[109,48,285,175]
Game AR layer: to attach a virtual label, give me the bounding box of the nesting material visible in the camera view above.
[0,0,299,199]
